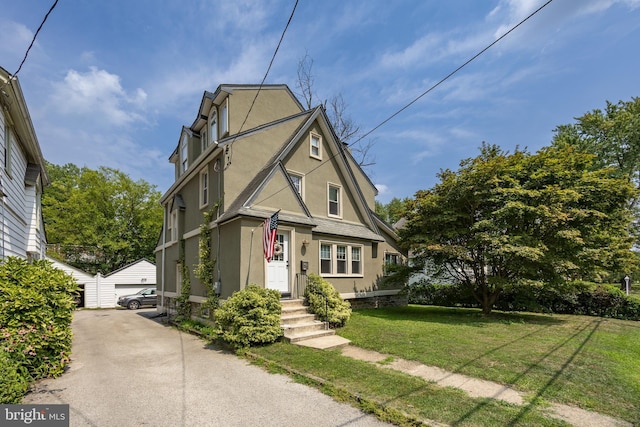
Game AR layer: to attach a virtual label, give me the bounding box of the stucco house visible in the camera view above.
[0,66,49,260]
[155,84,405,314]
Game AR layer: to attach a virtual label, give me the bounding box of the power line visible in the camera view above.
[351,0,554,147]
[251,0,555,208]
[9,0,60,80]
[226,0,299,166]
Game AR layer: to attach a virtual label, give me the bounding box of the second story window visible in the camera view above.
[180,135,188,174]
[288,172,303,198]
[328,184,341,217]
[170,210,178,242]
[200,168,209,208]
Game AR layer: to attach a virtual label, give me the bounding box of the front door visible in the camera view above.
[267,232,289,294]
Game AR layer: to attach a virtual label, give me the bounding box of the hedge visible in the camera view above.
[304,274,351,327]
[0,257,78,403]
[407,280,640,320]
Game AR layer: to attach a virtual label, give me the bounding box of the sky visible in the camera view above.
[1,0,639,203]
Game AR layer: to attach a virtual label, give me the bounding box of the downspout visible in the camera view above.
[161,205,167,313]
[216,158,221,293]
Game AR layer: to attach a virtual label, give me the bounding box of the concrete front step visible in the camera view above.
[280,299,350,349]
[281,313,317,325]
[284,328,336,343]
[283,320,329,335]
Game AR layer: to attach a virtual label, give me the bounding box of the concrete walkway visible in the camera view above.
[340,345,632,427]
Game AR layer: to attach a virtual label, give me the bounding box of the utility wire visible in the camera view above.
[251,0,554,208]
[226,0,299,166]
[5,0,59,83]
[351,0,554,146]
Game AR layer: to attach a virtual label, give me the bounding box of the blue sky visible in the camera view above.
[2,0,639,203]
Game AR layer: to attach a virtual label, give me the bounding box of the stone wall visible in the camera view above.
[347,293,408,309]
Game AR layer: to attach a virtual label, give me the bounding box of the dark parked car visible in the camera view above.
[117,288,157,309]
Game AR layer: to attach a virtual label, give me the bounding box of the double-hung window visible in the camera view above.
[170,210,178,242]
[328,184,341,217]
[221,99,229,135]
[200,168,209,208]
[310,133,322,159]
[180,135,188,174]
[288,172,303,198]
[320,242,363,277]
[210,110,218,143]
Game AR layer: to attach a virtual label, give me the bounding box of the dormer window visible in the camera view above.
[221,98,228,136]
[210,110,218,143]
[180,135,188,174]
[201,129,208,152]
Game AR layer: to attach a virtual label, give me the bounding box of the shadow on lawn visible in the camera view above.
[356,305,566,326]
[451,318,602,426]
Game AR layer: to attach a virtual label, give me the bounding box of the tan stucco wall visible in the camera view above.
[227,88,302,135]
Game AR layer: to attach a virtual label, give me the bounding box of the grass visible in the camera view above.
[337,305,640,425]
[250,343,566,427]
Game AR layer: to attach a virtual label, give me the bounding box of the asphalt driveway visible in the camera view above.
[23,309,389,427]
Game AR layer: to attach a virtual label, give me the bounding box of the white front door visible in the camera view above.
[267,232,289,294]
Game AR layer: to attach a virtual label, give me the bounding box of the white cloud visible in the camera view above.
[50,67,147,127]
[375,183,390,195]
[0,20,35,60]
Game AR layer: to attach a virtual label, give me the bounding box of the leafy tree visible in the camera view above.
[400,143,636,314]
[42,163,163,274]
[553,98,640,238]
[375,197,408,225]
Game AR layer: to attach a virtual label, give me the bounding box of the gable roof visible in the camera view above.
[218,105,385,242]
[105,258,156,278]
[1,66,49,187]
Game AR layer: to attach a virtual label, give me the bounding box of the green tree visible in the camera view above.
[375,197,408,225]
[400,144,636,314]
[42,163,163,274]
[553,98,640,210]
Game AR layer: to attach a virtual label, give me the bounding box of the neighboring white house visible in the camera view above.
[0,66,49,260]
[47,257,156,308]
[105,259,156,300]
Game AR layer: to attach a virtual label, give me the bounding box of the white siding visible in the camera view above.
[84,274,116,308]
[106,260,156,286]
[115,284,150,299]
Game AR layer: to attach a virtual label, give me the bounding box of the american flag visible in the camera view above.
[263,211,279,262]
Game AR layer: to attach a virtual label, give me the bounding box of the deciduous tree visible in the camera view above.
[400,144,636,314]
[43,163,163,274]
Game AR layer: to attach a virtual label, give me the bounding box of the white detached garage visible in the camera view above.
[47,257,156,308]
[105,259,156,300]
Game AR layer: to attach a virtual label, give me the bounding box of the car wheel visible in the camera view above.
[127,300,141,310]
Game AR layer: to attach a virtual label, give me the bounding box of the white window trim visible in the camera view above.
[319,241,364,278]
[201,128,208,152]
[310,132,322,160]
[170,210,178,242]
[180,135,189,174]
[199,167,209,209]
[221,98,229,136]
[288,170,304,200]
[384,252,402,276]
[327,182,342,218]
[210,108,218,144]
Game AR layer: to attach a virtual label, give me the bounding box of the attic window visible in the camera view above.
[310,133,322,160]
[288,171,303,198]
[210,110,218,143]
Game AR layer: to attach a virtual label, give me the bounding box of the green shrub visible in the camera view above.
[214,285,282,348]
[0,352,29,404]
[0,257,78,403]
[304,274,351,327]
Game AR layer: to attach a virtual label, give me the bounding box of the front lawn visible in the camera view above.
[338,305,639,425]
